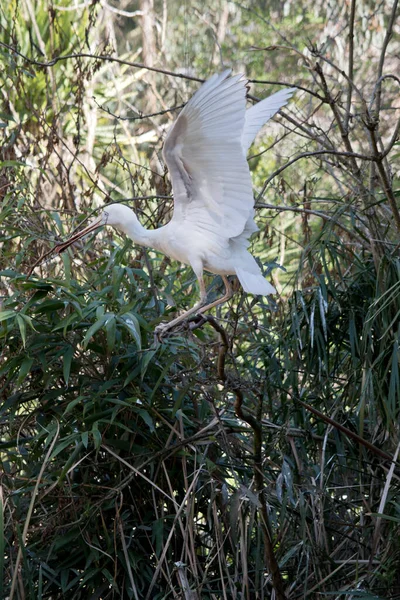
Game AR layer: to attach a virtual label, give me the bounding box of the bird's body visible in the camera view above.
[56,70,295,333]
[102,204,265,286]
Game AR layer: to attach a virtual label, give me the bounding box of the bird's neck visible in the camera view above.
[115,216,161,250]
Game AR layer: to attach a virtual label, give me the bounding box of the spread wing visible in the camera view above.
[241,87,296,153]
[163,70,254,238]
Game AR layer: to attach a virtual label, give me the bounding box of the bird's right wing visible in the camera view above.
[163,70,254,238]
[241,87,296,154]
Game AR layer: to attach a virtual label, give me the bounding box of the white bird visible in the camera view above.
[55,70,295,334]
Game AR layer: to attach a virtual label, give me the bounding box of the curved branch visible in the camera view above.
[257,149,375,198]
[370,73,400,111]
[0,41,204,83]
[382,115,400,158]
[374,0,399,113]
[249,79,325,102]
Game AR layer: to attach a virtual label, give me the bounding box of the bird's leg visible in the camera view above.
[155,273,208,337]
[194,276,233,316]
[193,275,208,310]
[155,276,233,339]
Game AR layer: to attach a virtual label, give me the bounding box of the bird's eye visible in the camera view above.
[104,211,109,222]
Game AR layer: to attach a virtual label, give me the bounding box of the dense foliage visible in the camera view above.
[1,1,400,598]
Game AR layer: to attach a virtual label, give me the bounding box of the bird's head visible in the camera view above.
[101,203,137,230]
[53,203,137,254]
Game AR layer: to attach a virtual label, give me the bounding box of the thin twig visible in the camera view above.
[9,422,60,600]
[0,41,204,82]
[248,79,325,102]
[366,120,400,232]
[212,321,287,600]
[369,73,400,111]
[297,400,400,467]
[344,0,356,132]
[257,148,375,198]
[374,0,399,113]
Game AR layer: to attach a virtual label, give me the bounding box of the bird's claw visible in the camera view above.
[154,323,170,343]
[154,313,207,342]
[188,314,208,330]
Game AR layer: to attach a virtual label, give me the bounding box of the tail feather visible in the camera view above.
[235,267,276,296]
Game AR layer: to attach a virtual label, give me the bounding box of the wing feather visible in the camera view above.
[241,87,296,153]
[163,72,295,240]
[163,70,254,238]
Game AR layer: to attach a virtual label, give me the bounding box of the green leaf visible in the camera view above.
[82,314,108,348]
[91,424,102,449]
[16,314,27,347]
[117,312,141,349]
[16,357,34,386]
[0,160,28,167]
[0,310,16,322]
[61,252,71,288]
[63,345,74,386]
[50,436,78,459]
[0,112,15,121]
[140,349,156,379]
[105,314,116,353]
[138,409,155,433]
[81,431,89,448]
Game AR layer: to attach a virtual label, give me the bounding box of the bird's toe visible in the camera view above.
[154,323,168,342]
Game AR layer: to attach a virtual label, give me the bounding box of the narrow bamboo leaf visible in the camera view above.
[152,518,164,557]
[16,314,27,347]
[138,409,155,433]
[318,287,328,341]
[63,345,74,386]
[282,458,295,505]
[82,315,108,348]
[16,357,34,386]
[91,424,102,449]
[61,252,71,288]
[105,315,116,353]
[140,349,156,380]
[117,312,141,349]
[0,310,16,322]
[50,436,78,459]
[0,160,27,167]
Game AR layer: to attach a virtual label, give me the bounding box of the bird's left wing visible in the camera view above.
[163,70,254,238]
[241,87,296,154]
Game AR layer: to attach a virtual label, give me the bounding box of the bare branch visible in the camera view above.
[374,0,399,113]
[369,73,400,111]
[0,41,205,83]
[344,0,356,132]
[257,149,375,198]
[249,79,326,102]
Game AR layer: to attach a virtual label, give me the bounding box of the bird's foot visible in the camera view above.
[154,321,187,342]
[188,314,208,330]
[154,313,208,342]
[154,322,171,343]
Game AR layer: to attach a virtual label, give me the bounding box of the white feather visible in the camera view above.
[69,72,295,314]
[236,267,276,295]
[242,87,297,153]
[163,70,254,238]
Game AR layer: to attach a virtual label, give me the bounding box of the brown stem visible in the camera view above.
[344,0,356,132]
[374,0,399,114]
[315,63,361,177]
[297,399,400,467]
[367,122,400,232]
[213,325,287,600]
[258,148,375,196]
[234,390,287,600]
[0,41,204,83]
